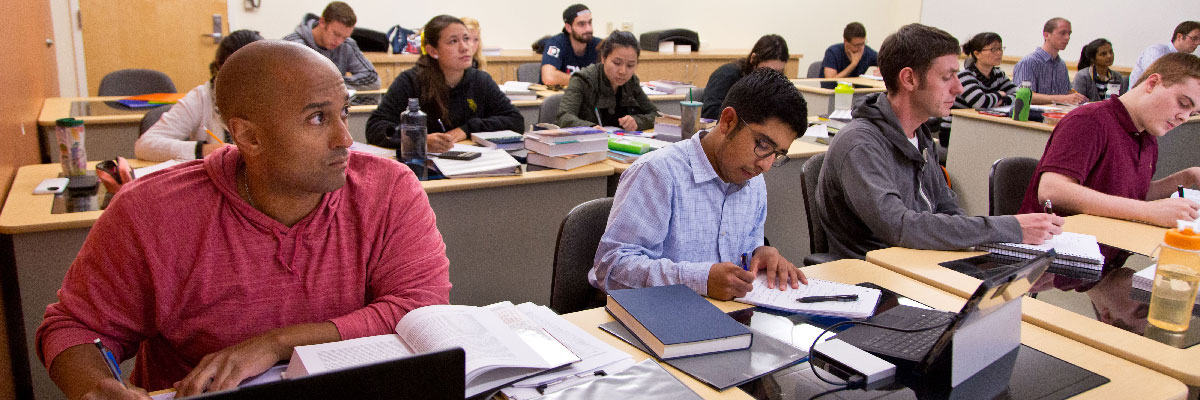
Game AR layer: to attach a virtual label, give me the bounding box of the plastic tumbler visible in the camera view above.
[1148,224,1200,332]
[680,101,702,140]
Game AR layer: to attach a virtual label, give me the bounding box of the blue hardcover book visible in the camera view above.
[605,284,752,359]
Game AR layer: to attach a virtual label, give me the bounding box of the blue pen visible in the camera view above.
[740,252,750,271]
[94,338,125,387]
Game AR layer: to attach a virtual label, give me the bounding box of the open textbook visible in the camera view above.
[285,302,580,398]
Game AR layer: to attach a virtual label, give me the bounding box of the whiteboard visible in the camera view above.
[919,0,1199,68]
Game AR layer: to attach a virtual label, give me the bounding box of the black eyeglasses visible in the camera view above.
[739,119,790,167]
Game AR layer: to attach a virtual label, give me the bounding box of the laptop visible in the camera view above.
[189,348,465,400]
[835,250,1055,373]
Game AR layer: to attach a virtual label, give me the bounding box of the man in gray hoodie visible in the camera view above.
[284,1,380,103]
[815,24,1064,260]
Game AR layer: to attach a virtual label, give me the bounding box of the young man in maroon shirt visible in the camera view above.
[1020,52,1200,227]
[37,41,451,398]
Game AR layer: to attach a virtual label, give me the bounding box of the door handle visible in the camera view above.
[204,14,223,44]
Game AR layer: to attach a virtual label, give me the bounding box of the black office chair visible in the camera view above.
[98,69,177,96]
[806,60,823,78]
[138,105,172,137]
[550,197,613,314]
[988,157,1039,216]
[517,62,541,83]
[800,154,840,265]
[539,94,563,125]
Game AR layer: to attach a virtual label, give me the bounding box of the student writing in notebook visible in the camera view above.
[589,68,809,300]
[556,30,658,132]
[1019,52,1200,227]
[37,41,451,398]
[365,15,523,152]
[701,34,790,120]
[815,24,1063,260]
[134,30,262,162]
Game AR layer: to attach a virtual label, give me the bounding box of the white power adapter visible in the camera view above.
[811,339,896,390]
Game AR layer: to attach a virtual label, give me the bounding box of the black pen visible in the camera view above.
[1179,185,1186,198]
[797,294,859,303]
[1043,199,1054,215]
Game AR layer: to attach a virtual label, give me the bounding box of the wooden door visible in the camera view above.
[80,0,228,96]
[0,1,59,397]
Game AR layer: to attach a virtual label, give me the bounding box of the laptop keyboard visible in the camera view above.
[858,311,954,357]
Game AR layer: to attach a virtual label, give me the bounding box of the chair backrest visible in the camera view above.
[806,60,824,78]
[517,62,541,83]
[138,105,172,137]
[98,69,177,96]
[800,153,828,254]
[550,197,613,314]
[988,157,1039,216]
[539,94,563,125]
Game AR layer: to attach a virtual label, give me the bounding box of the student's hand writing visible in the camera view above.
[427,133,456,153]
[707,263,754,300]
[1057,93,1088,105]
[1014,213,1065,244]
[80,379,150,400]
[174,331,287,397]
[750,246,807,290]
[618,116,638,132]
[1143,198,1200,227]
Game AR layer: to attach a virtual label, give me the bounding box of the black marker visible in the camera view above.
[1179,185,1186,198]
[797,294,859,303]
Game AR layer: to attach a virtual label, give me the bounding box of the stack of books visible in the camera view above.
[524,127,608,170]
[606,135,671,164]
[644,80,698,95]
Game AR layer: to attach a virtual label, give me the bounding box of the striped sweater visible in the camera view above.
[954,64,1017,109]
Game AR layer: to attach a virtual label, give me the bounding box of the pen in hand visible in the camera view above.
[93,338,125,387]
[739,252,750,272]
[437,119,447,133]
[797,295,859,303]
[1043,199,1054,215]
[1179,185,1186,199]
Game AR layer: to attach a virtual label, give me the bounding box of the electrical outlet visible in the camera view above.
[621,22,633,32]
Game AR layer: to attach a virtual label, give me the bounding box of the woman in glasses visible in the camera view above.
[955,32,1017,109]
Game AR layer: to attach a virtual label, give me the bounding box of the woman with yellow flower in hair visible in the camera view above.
[367,15,522,151]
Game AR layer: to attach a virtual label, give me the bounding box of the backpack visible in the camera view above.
[351,27,389,52]
[387,25,416,54]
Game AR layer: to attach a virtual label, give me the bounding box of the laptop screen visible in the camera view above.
[920,250,1056,369]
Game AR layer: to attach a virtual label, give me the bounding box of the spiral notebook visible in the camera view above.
[734,277,881,319]
[976,232,1104,270]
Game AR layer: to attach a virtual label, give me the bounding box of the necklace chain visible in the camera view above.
[240,169,257,210]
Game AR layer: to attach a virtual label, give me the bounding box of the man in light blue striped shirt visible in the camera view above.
[1129,21,1200,87]
[589,69,809,300]
[1012,17,1088,105]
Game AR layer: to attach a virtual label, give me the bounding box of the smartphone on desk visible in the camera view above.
[435,151,481,161]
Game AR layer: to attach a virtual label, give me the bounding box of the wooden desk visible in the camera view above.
[565,259,1186,399]
[0,160,612,400]
[603,138,828,264]
[367,49,803,88]
[790,77,887,116]
[866,235,1200,390]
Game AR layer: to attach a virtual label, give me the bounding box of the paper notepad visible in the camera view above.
[734,277,881,318]
[977,232,1104,270]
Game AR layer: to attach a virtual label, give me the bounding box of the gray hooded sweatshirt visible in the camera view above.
[283,19,380,91]
[815,92,1021,259]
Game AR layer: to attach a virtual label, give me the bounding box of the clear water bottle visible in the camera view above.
[1148,223,1200,332]
[398,98,429,180]
[1012,81,1033,122]
[833,82,854,111]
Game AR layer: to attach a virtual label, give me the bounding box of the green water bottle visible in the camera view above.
[1012,81,1032,122]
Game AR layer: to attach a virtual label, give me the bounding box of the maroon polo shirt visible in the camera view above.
[1019,96,1157,214]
